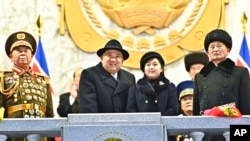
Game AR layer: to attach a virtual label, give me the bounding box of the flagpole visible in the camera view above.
[237,11,250,73]
[36,15,43,37]
[241,12,248,34]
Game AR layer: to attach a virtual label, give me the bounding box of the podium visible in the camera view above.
[62,113,164,141]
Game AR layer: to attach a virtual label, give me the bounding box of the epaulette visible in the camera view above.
[0,70,14,79]
[0,70,19,97]
[33,72,50,84]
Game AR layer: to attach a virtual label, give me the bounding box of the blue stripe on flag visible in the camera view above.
[239,35,250,68]
[35,37,50,76]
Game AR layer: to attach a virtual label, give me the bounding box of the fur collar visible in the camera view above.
[137,73,170,97]
[200,58,235,77]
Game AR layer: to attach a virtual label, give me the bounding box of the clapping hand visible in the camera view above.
[69,82,78,99]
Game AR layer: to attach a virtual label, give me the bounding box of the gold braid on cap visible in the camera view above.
[179,88,193,101]
[10,40,33,52]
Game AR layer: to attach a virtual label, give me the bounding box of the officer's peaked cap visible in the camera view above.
[5,31,37,57]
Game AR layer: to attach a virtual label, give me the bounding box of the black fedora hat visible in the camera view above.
[5,31,37,57]
[97,39,129,60]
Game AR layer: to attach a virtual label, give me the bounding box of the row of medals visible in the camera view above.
[15,74,47,118]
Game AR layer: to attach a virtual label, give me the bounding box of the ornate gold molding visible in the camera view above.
[58,0,228,69]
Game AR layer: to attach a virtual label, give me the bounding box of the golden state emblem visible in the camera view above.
[58,0,229,68]
[92,131,134,141]
[97,0,189,35]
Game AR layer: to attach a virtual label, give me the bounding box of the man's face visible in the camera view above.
[9,46,33,68]
[101,49,124,74]
[180,95,193,113]
[189,64,205,80]
[207,41,230,64]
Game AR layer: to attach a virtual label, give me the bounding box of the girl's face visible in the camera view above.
[144,58,163,80]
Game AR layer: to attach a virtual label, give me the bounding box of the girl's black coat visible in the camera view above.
[127,73,178,116]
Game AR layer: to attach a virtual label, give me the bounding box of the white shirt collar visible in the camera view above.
[111,73,118,80]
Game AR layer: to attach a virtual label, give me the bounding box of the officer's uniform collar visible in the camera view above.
[12,65,33,75]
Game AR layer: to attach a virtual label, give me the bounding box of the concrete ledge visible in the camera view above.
[0,118,67,138]
[0,113,249,140]
[161,115,250,135]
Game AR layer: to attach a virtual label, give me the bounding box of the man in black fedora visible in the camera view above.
[78,39,135,113]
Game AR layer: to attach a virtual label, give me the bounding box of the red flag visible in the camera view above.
[236,34,250,72]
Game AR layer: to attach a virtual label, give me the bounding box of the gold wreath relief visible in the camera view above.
[57,0,228,69]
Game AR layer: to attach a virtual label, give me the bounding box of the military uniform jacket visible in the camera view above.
[79,62,136,113]
[193,58,250,115]
[57,92,79,117]
[126,73,179,116]
[0,65,54,118]
[176,114,193,141]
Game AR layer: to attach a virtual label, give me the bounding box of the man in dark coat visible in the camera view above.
[78,39,135,113]
[57,67,83,117]
[193,29,250,141]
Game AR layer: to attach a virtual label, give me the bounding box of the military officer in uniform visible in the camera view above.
[0,31,54,141]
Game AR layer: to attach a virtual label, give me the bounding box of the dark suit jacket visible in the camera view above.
[57,92,79,117]
[79,62,135,113]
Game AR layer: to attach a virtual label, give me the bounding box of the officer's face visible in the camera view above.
[180,95,193,114]
[101,49,124,74]
[9,46,33,69]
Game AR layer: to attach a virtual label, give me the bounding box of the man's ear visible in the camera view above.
[9,53,15,62]
[9,53,13,59]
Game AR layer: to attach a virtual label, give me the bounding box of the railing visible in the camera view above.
[0,113,249,141]
[0,118,66,140]
[161,115,250,141]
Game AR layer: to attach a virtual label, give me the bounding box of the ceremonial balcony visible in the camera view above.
[0,113,249,141]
